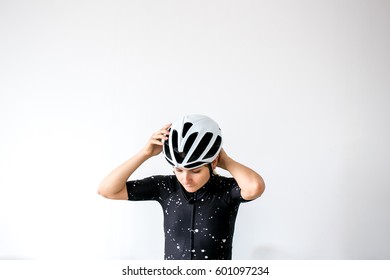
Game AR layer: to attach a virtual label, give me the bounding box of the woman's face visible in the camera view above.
[173,165,211,193]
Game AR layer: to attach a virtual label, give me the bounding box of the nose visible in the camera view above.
[182,172,192,184]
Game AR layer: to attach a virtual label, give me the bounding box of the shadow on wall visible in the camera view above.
[0,255,33,260]
[250,245,296,260]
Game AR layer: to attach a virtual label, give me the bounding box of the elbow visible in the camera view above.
[97,188,104,197]
[97,188,113,199]
[97,182,127,200]
[258,176,266,197]
[97,188,105,198]
[242,178,265,201]
[256,180,266,198]
[97,183,110,198]
[252,182,266,200]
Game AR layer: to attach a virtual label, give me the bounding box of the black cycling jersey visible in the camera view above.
[126,174,249,260]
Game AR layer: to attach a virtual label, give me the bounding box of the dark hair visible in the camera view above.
[207,163,214,177]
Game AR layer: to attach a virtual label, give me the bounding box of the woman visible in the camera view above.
[98,114,265,260]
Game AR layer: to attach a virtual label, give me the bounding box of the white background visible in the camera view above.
[1,0,389,260]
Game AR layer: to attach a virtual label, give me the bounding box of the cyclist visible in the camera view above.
[98,114,265,259]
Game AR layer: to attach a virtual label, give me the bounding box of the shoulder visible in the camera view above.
[208,175,239,196]
[149,175,180,197]
[126,175,179,201]
[133,174,175,184]
[210,175,249,203]
[210,175,237,189]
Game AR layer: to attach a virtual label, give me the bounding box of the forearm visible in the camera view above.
[98,123,170,199]
[98,150,151,199]
[220,156,265,200]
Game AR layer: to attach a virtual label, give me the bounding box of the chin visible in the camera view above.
[184,185,198,193]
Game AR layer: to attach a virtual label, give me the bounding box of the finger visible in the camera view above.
[160,123,172,135]
[150,124,171,144]
[152,133,168,144]
[157,130,169,137]
[150,139,164,146]
[160,124,171,135]
[162,123,172,129]
[153,131,168,140]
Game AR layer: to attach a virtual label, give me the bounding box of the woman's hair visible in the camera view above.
[207,163,217,177]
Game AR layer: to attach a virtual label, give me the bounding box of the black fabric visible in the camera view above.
[126,175,249,260]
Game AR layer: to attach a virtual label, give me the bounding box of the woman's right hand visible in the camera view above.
[142,123,171,157]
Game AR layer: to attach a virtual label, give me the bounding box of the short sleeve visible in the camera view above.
[218,176,252,203]
[126,176,162,201]
[230,183,252,203]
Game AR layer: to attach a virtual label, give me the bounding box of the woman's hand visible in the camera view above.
[216,148,231,170]
[216,148,265,200]
[98,122,172,200]
[142,123,171,158]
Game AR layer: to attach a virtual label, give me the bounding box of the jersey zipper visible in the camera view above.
[189,192,197,259]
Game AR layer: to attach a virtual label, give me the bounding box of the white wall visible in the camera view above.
[1,0,389,260]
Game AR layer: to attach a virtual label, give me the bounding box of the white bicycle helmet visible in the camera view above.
[163,114,223,169]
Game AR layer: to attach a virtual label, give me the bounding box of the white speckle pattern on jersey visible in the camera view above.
[126,174,249,260]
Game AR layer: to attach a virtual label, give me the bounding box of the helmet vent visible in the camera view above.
[163,140,172,160]
[203,135,222,160]
[189,132,213,162]
[171,130,179,161]
[182,122,193,138]
[174,151,186,163]
[183,132,198,154]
